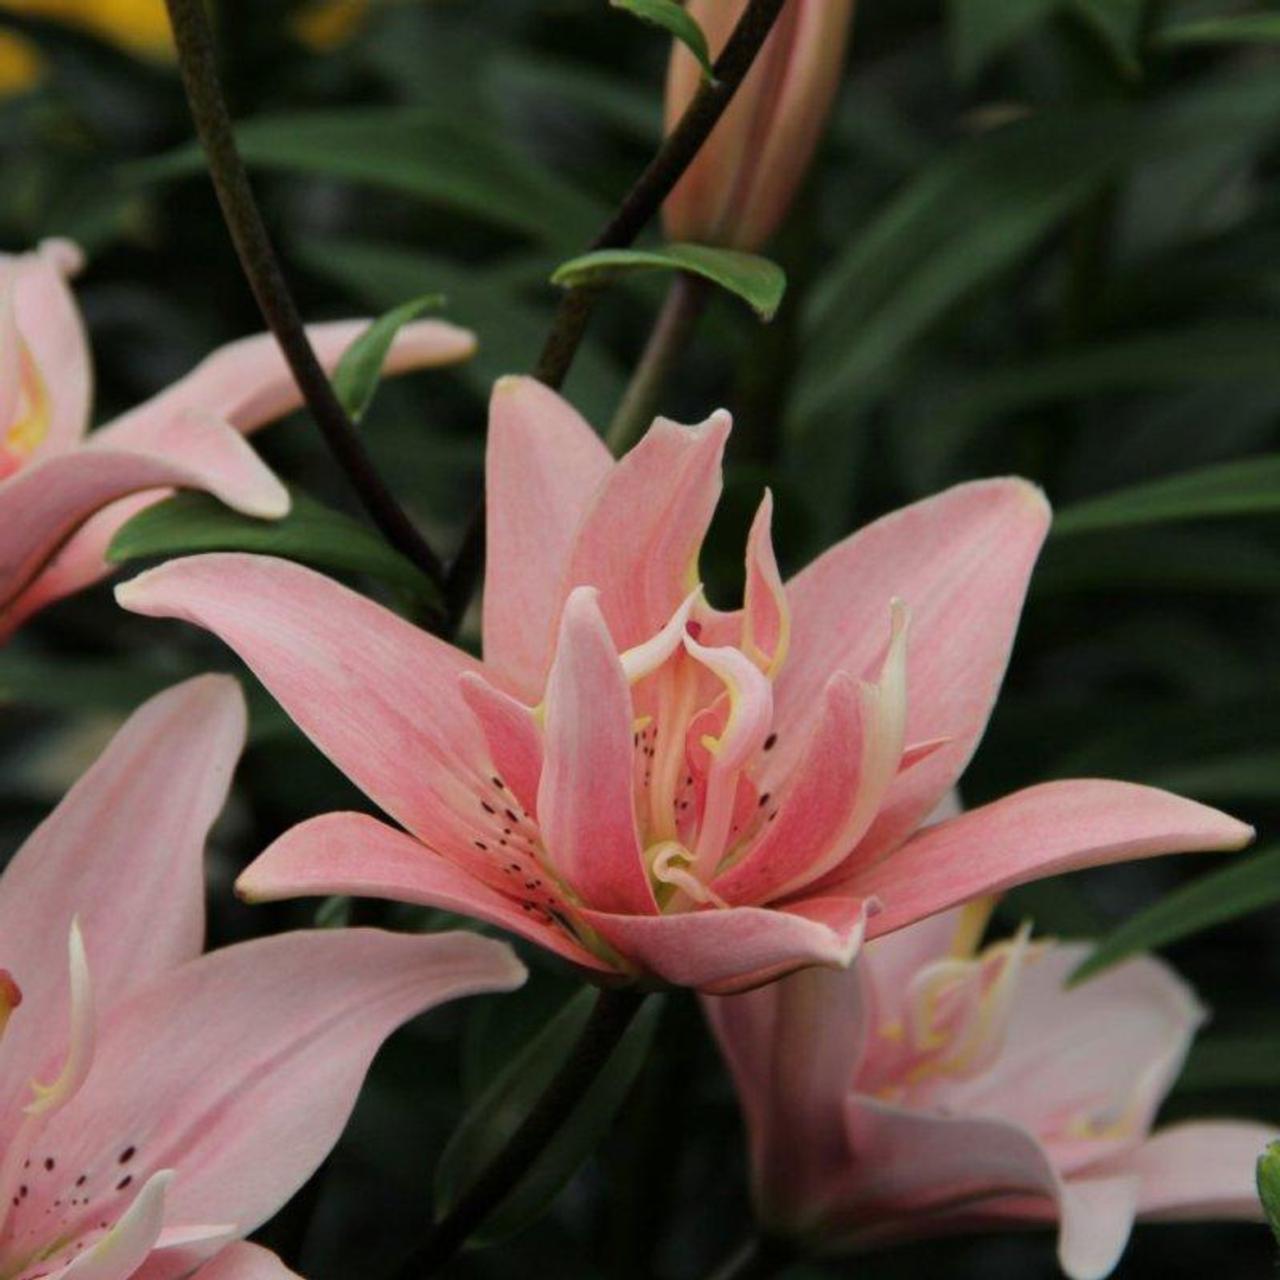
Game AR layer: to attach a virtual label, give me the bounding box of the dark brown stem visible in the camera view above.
[446,0,790,609]
[162,0,448,618]
[534,0,788,389]
[391,987,649,1277]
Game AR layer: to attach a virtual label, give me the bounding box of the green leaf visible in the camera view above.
[331,294,444,423]
[1054,455,1280,535]
[435,990,663,1243]
[1142,751,1280,803]
[1071,846,1280,984]
[552,243,786,320]
[296,236,626,426]
[314,896,352,929]
[126,109,605,248]
[611,0,715,81]
[1258,1141,1280,1247]
[1156,14,1280,49]
[948,0,1059,81]
[107,489,442,605]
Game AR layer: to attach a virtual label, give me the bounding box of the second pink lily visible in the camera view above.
[0,240,475,641]
[117,377,1251,992]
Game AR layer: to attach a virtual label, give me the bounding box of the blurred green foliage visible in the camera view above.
[2,1,1279,1277]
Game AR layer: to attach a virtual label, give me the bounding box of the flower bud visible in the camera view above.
[663,0,855,252]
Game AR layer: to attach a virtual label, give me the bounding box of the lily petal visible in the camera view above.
[1121,1121,1278,1220]
[186,1244,301,1280]
[580,895,869,994]
[50,1169,172,1280]
[458,672,544,822]
[564,410,730,652]
[538,589,655,916]
[772,478,1050,862]
[4,243,92,458]
[852,780,1254,938]
[238,812,609,972]
[0,423,288,608]
[30,929,525,1269]
[115,554,494,862]
[482,376,612,700]
[0,676,244,1120]
[704,962,872,1231]
[94,319,476,450]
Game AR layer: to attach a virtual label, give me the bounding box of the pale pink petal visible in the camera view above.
[773,479,1050,868]
[860,905,974,1031]
[238,812,610,973]
[458,672,544,821]
[186,1244,300,1280]
[564,410,731,652]
[0,495,152,642]
[5,244,92,457]
[944,944,1204,1174]
[44,1169,172,1280]
[94,319,476,449]
[115,554,502,864]
[837,1098,1140,1280]
[704,962,872,1231]
[0,676,244,1122]
[580,895,869,994]
[0,425,288,609]
[1119,1121,1278,1220]
[26,928,524,1268]
[482,376,612,700]
[538,589,654,915]
[0,320,472,640]
[852,780,1254,938]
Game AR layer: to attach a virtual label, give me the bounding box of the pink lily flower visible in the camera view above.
[0,239,476,641]
[705,902,1277,1279]
[116,377,1251,993]
[0,673,525,1279]
[663,0,856,251]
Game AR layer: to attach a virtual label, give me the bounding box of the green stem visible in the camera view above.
[606,274,711,455]
[392,986,648,1278]
[162,0,448,624]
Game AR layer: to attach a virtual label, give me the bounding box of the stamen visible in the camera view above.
[619,587,703,684]
[649,842,729,909]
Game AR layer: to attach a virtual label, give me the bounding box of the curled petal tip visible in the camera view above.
[37,237,85,278]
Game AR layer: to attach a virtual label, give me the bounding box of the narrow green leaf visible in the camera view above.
[611,0,715,80]
[314,896,352,929]
[1071,846,1280,984]
[435,991,663,1243]
[107,490,441,605]
[1143,751,1280,803]
[125,109,605,248]
[1054,455,1280,536]
[1157,14,1280,48]
[1258,1141,1280,1247]
[331,294,443,423]
[552,243,786,320]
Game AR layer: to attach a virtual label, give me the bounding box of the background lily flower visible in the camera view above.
[663,0,856,251]
[117,377,1250,993]
[704,903,1277,1279]
[0,673,525,1280]
[0,240,476,641]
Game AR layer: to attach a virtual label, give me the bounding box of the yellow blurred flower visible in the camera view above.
[0,0,371,95]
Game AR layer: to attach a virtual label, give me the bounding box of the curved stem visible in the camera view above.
[705,1236,797,1280]
[162,0,448,619]
[606,273,711,455]
[534,0,788,390]
[446,0,789,609]
[392,986,648,1278]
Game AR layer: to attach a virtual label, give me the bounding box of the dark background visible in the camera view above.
[1,1,1278,1276]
